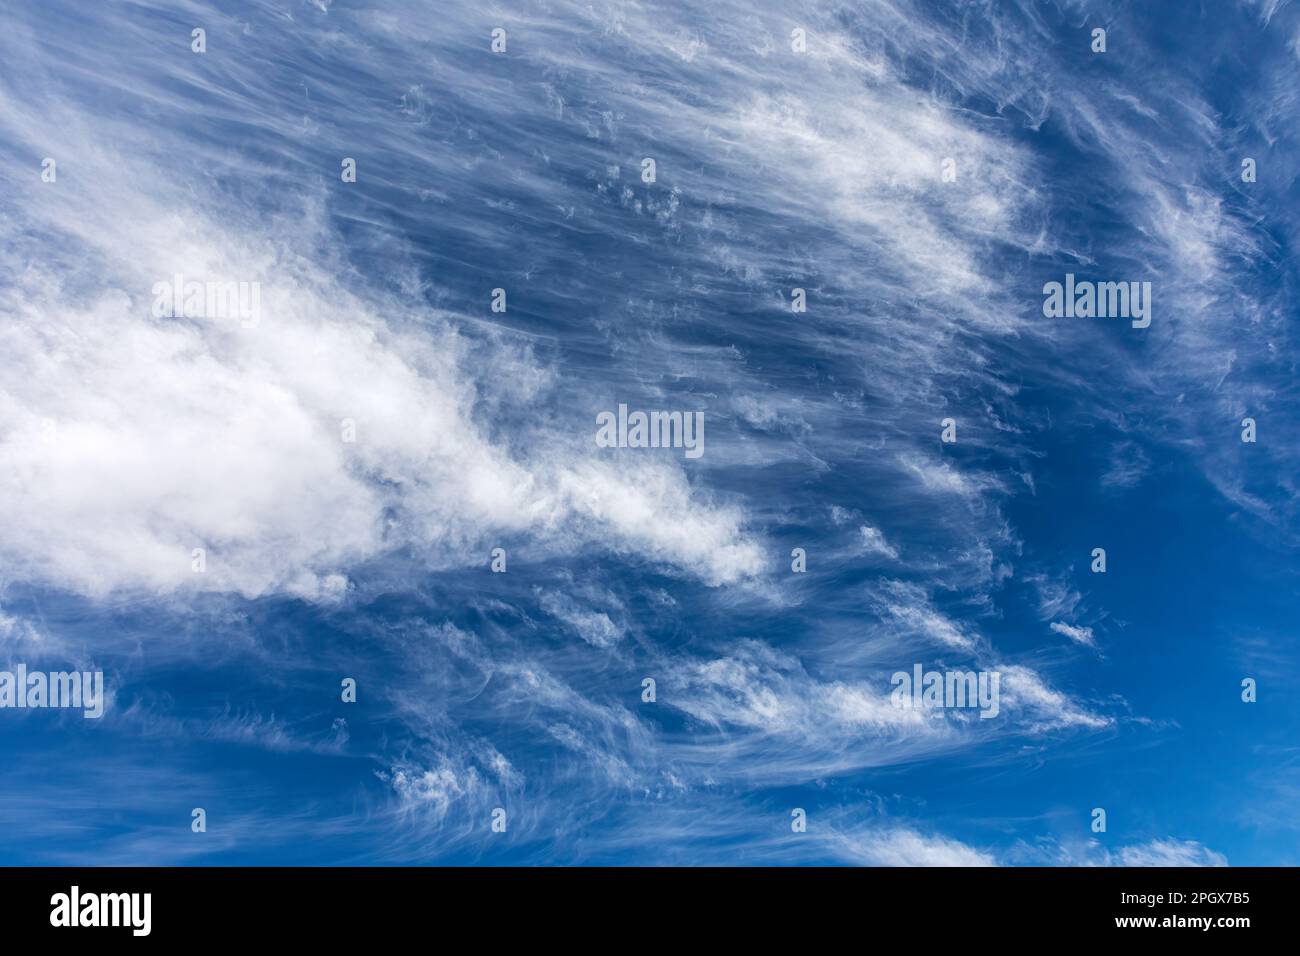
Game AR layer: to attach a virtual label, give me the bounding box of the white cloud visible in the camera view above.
[1029,574,1083,622]
[538,589,624,648]
[996,665,1111,731]
[859,525,900,560]
[1118,839,1229,868]
[873,580,975,650]
[835,826,996,867]
[1050,621,1097,648]
[0,184,764,600]
[1007,836,1228,867]
[382,764,475,819]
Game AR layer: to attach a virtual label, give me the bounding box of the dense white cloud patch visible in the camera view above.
[837,827,997,867]
[1050,621,1097,647]
[0,186,763,599]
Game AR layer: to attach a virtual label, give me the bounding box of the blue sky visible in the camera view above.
[0,0,1297,865]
